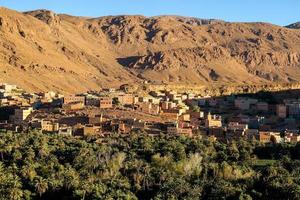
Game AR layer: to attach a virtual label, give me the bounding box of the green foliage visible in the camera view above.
[191,105,200,112]
[0,131,299,199]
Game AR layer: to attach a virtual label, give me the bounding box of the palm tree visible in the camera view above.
[9,186,23,200]
[0,138,5,161]
[34,177,48,197]
[4,175,24,200]
[20,165,37,182]
[63,167,80,190]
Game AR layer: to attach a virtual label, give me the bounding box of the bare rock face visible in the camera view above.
[238,50,300,67]
[25,10,60,26]
[1,7,300,93]
[119,45,230,70]
[0,17,3,27]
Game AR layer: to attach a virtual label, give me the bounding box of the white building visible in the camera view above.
[58,126,73,136]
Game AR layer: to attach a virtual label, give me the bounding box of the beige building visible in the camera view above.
[179,114,190,122]
[100,97,113,109]
[258,132,271,143]
[10,107,33,125]
[64,95,85,105]
[62,102,84,110]
[88,114,103,125]
[285,133,300,143]
[258,132,281,143]
[205,113,222,128]
[118,94,135,105]
[0,83,17,92]
[43,91,57,101]
[160,112,179,121]
[41,120,59,132]
[83,124,101,136]
[167,126,192,136]
[137,102,160,115]
[177,127,193,136]
[228,122,248,131]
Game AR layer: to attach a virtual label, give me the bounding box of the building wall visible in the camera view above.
[62,102,84,110]
[276,104,287,118]
[258,132,281,143]
[137,102,159,115]
[89,115,103,125]
[179,114,190,122]
[41,120,59,132]
[118,94,134,105]
[167,126,178,134]
[11,107,33,124]
[64,95,85,105]
[228,122,248,131]
[258,132,271,143]
[100,97,113,109]
[58,127,72,136]
[205,114,222,128]
[160,112,179,121]
[177,128,193,136]
[85,98,100,107]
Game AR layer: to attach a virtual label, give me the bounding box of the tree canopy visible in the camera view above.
[0,130,299,199]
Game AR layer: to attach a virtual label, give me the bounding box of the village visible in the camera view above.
[0,83,300,144]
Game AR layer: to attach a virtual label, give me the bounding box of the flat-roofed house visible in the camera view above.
[10,107,33,125]
[258,132,281,144]
[285,133,300,143]
[99,97,113,109]
[63,95,85,105]
[118,94,135,105]
[83,124,101,136]
[41,120,59,132]
[58,126,72,136]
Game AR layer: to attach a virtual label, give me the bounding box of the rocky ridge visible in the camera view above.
[0,7,300,93]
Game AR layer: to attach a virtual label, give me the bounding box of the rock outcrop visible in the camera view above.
[286,22,300,29]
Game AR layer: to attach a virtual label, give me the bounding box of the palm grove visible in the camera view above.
[1,130,300,199]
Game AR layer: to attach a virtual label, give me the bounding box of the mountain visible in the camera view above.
[1,7,300,93]
[286,22,300,29]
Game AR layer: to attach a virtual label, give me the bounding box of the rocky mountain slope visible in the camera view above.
[286,22,300,29]
[1,7,300,93]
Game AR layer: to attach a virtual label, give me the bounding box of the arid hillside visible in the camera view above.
[1,7,300,93]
